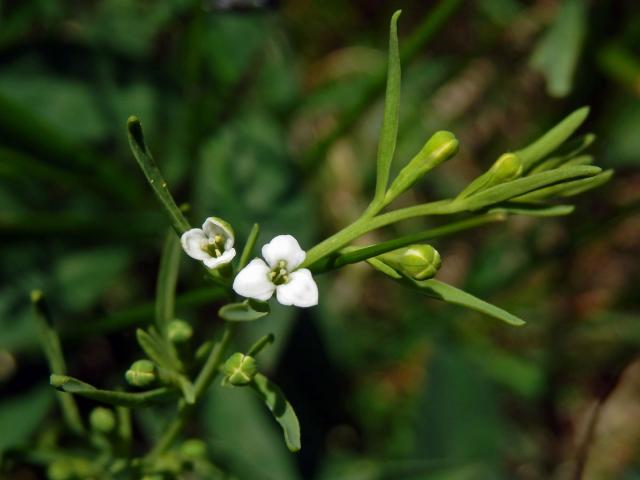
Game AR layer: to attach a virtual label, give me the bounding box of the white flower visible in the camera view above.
[233,235,318,308]
[181,217,236,269]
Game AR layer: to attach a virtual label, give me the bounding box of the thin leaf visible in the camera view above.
[513,170,613,202]
[127,116,191,235]
[516,107,590,170]
[489,203,575,217]
[562,154,594,167]
[50,375,176,407]
[31,290,85,436]
[155,229,181,337]
[530,0,586,98]
[250,373,301,452]
[136,328,182,371]
[219,301,270,322]
[410,279,525,326]
[530,133,595,173]
[373,10,402,205]
[456,165,601,211]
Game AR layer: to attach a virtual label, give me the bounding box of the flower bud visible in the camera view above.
[222,353,257,386]
[180,438,207,459]
[378,244,441,280]
[47,459,73,480]
[125,359,157,387]
[385,131,459,203]
[490,152,523,182]
[167,319,193,344]
[89,407,116,433]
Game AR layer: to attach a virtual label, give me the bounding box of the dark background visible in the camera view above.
[1,1,639,479]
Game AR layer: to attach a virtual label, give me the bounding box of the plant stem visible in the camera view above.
[311,212,505,272]
[302,199,457,267]
[144,323,234,462]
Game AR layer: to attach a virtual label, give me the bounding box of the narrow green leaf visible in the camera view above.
[31,290,85,436]
[177,375,196,405]
[410,279,525,326]
[156,229,181,337]
[513,170,613,202]
[367,257,403,280]
[250,373,301,452]
[219,301,270,322]
[562,154,594,167]
[127,116,191,235]
[457,165,601,211]
[529,133,595,173]
[373,10,402,205]
[239,223,260,270]
[530,0,586,98]
[50,375,176,407]
[136,328,182,371]
[516,107,590,170]
[489,203,575,217]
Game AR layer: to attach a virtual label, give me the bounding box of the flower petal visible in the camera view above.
[275,269,318,307]
[203,248,236,269]
[262,235,306,269]
[202,217,235,249]
[181,229,210,261]
[232,258,275,301]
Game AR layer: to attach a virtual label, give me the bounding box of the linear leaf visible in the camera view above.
[529,133,595,173]
[456,165,601,211]
[136,328,181,371]
[50,375,176,407]
[127,116,191,235]
[373,10,402,204]
[410,279,525,326]
[251,373,301,452]
[489,203,575,217]
[513,170,613,202]
[516,107,590,170]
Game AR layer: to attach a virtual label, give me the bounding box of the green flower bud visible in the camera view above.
[180,438,207,459]
[47,459,73,480]
[89,407,116,433]
[222,353,257,386]
[125,359,157,387]
[167,319,193,343]
[378,244,441,280]
[490,152,523,182]
[385,131,459,203]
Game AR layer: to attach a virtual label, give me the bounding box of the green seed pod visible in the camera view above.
[378,244,441,280]
[490,152,523,182]
[222,353,258,386]
[89,407,116,433]
[180,438,208,459]
[167,319,193,344]
[385,131,459,203]
[125,359,157,387]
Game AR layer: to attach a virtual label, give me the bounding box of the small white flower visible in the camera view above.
[233,235,318,308]
[181,217,236,269]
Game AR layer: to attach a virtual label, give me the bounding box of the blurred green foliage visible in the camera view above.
[1,0,640,479]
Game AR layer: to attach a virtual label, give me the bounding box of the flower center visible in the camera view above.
[269,260,290,285]
[204,234,226,258]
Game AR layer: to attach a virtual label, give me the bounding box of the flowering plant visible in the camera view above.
[20,10,611,479]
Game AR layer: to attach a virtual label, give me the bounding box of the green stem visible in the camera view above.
[144,323,234,462]
[302,199,457,267]
[155,230,182,337]
[311,212,504,273]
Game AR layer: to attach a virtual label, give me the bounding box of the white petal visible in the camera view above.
[202,217,235,249]
[181,229,211,261]
[262,235,306,269]
[232,258,276,301]
[275,269,318,307]
[203,248,236,269]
